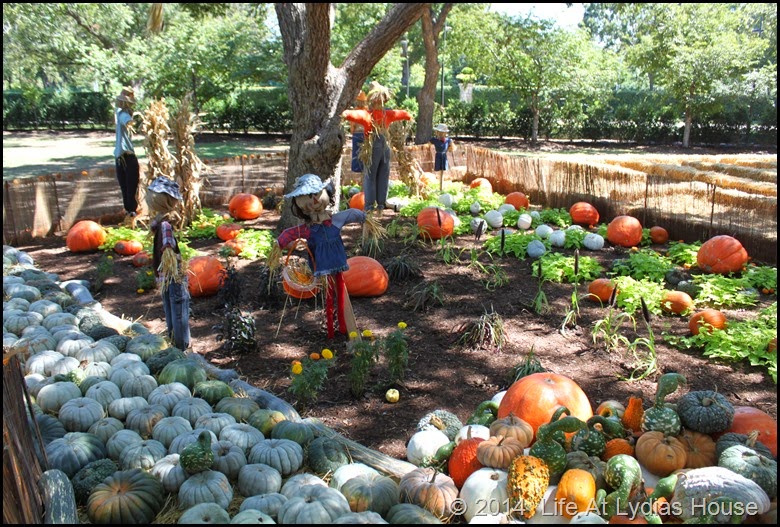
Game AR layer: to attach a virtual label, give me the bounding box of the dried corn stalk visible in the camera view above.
[141,99,176,186]
[170,94,207,227]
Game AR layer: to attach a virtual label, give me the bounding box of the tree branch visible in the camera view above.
[63,6,116,51]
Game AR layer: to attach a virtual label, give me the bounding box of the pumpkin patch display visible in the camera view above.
[228,193,263,220]
[688,308,727,335]
[635,431,687,477]
[66,220,107,253]
[649,226,669,244]
[587,278,616,303]
[417,206,455,240]
[696,234,749,274]
[719,406,777,458]
[114,239,143,256]
[569,202,599,227]
[498,372,593,441]
[606,215,643,248]
[216,223,242,241]
[343,256,388,297]
[187,255,227,297]
[504,191,530,210]
[660,290,694,315]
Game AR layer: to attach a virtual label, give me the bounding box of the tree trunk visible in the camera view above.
[414,4,453,145]
[683,109,692,149]
[531,97,540,145]
[275,3,426,230]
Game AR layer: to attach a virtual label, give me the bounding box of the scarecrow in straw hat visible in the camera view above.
[114,86,141,221]
[342,81,413,213]
[271,173,382,339]
[431,123,455,171]
[349,90,368,174]
[146,176,191,350]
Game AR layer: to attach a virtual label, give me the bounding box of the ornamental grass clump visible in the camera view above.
[456,305,505,351]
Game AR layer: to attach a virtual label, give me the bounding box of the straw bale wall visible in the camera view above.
[3,144,776,264]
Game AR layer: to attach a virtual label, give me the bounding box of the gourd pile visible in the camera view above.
[4,241,778,524]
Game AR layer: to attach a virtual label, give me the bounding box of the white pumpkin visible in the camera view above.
[405,429,450,466]
[484,210,504,229]
[498,204,516,214]
[491,390,506,406]
[549,230,567,248]
[444,209,462,228]
[438,193,454,208]
[567,224,585,231]
[454,424,490,444]
[459,468,509,522]
[470,218,488,235]
[469,201,482,215]
[530,210,541,220]
[526,240,547,258]
[329,463,380,492]
[583,233,605,251]
[535,224,554,239]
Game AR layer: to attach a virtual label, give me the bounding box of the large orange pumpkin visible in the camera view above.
[555,468,596,519]
[66,220,107,253]
[187,255,227,297]
[660,290,694,315]
[114,240,143,256]
[718,406,777,457]
[569,202,599,227]
[132,251,152,268]
[349,192,365,210]
[688,308,727,335]
[228,193,263,220]
[649,226,669,244]
[587,278,616,303]
[417,207,455,240]
[216,223,242,241]
[343,256,388,297]
[470,178,493,194]
[497,372,593,442]
[696,235,749,275]
[606,215,643,248]
[634,431,687,477]
[504,191,529,210]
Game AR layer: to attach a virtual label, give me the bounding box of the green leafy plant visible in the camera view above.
[99,226,149,252]
[218,307,257,354]
[288,354,333,407]
[231,229,276,260]
[348,337,379,398]
[93,253,115,292]
[620,298,659,381]
[134,267,156,292]
[609,249,674,282]
[180,208,231,239]
[404,280,444,312]
[538,252,603,283]
[382,322,410,384]
[436,236,459,265]
[481,263,509,291]
[509,346,548,383]
[665,241,701,266]
[665,302,777,383]
[611,276,667,315]
[691,274,760,308]
[456,305,505,351]
[484,232,542,259]
[531,259,551,315]
[537,208,572,228]
[744,264,777,293]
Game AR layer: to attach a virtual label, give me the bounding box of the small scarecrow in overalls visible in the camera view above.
[271,174,382,339]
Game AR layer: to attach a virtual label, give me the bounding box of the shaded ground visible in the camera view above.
[15,200,777,461]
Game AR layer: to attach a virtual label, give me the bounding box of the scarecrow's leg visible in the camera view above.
[336,273,347,335]
[326,275,336,339]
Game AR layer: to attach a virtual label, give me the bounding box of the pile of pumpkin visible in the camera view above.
[403,371,777,524]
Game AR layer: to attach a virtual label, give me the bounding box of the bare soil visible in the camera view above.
[14,152,777,462]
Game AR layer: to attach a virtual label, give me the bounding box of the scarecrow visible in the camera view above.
[342,81,413,214]
[271,174,383,339]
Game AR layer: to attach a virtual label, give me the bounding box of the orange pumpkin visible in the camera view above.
[649,226,669,244]
[131,251,152,268]
[216,223,242,241]
[349,192,365,210]
[114,239,143,256]
[602,438,635,461]
[66,220,107,253]
[488,413,534,448]
[696,235,749,275]
[569,202,599,227]
[469,178,493,194]
[417,207,455,240]
[769,337,777,354]
[634,431,687,477]
[224,239,244,256]
[228,193,263,220]
[497,372,593,442]
[343,256,388,297]
[448,429,485,488]
[688,308,727,335]
[661,290,694,315]
[718,406,777,457]
[587,278,616,303]
[678,429,716,468]
[504,191,529,210]
[555,468,596,519]
[621,396,645,436]
[187,255,227,297]
[606,215,643,248]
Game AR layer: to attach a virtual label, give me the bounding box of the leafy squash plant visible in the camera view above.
[537,253,603,284]
[609,249,675,282]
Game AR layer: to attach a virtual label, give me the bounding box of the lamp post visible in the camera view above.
[440,26,451,108]
[400,34,410,98]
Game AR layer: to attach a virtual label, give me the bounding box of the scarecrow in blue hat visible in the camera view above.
[272,174,383,338]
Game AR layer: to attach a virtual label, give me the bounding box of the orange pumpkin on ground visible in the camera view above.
[649,226,669,244]
[343,256,388,297]
[569,202,599,227]
[131,251,152,268]
[228,193,263,220]
[448,430,485,488]
[497,372,593,442]
[660,290,694,315]
[216,223,242,241]
[688,308,727,335]
[66,220,107,253]
[417,206,455,240]
[349,192,365,210]
[602,438,635,461]
[469,178,493,194]
[696,235,749,275]
[504,191,529,210]
[587,278,616,303]
[555,468,597,519]
[187,255,227,297]
[114,239,143,256]
[716,406,777,457]
[678,429,716,468]
[606,215,643,248]
[635,431,687,477]
[223,239,244,256]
